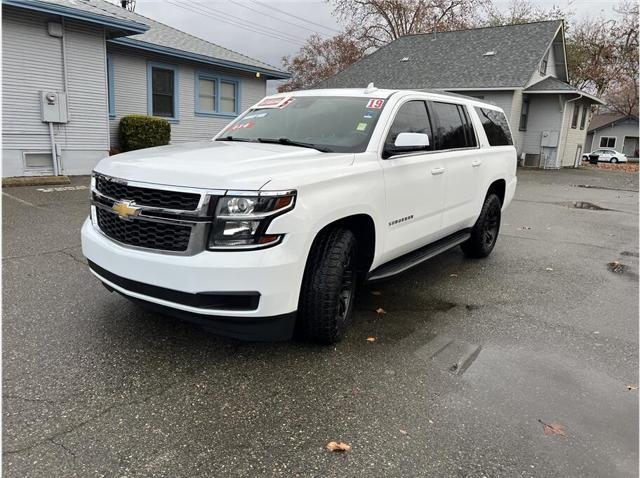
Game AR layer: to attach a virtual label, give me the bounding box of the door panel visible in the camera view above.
[382,154,445,260]
[380,100,445,261]
[429,101,479,231]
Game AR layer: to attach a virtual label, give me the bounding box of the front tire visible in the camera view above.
[298,228,357,344]
[461,193,501,258]
[611,157,618,163]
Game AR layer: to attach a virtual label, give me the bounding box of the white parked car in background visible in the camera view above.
[82,87,517,343]
[582,148,628,163]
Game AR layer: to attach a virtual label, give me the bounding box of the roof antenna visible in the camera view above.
[365,82,377,93]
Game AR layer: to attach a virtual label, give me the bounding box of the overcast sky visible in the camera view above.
[130,0,621,88]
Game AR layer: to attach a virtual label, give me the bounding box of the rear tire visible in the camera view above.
[298,228,357,344]
[461,193,501,258]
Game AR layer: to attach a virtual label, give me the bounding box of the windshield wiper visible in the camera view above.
[216,136,256,142]
[257,137,332,153]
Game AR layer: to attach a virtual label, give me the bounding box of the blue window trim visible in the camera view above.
[194,72,242,118]
[107,54,115,119]
[147,61,179,123]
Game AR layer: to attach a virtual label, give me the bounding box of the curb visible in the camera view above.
[2,176,71,187]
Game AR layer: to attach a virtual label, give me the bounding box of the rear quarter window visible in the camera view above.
[475,107,513,146]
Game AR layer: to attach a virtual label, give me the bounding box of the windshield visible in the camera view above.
[216,96,388,153]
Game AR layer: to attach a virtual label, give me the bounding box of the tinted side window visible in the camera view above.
[385,100,432,149]
[460,106,478,148]
[431,102,472,150]
[474,107,513,146]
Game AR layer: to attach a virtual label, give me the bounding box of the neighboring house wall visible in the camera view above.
[588,120,639,157]
[107,45,267,148]
[519,95,563,161]
[2,8,109,177]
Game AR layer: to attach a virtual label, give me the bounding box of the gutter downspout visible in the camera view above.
[48,122,59,176]
[49,17,70,176]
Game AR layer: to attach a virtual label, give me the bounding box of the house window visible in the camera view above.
[107,55,115,118]
[571,104,580,129]
[198,78,216,112]
[519,97,529,131]
[148,62,178,120]
[599,136,616,148]
[579,106,588,130]
[540,50,549,75]
[195,73,240,116]
[220,81,237,114]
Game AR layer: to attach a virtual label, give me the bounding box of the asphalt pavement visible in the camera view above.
[3,168,638,477]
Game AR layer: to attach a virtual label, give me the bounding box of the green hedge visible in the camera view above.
[119,114,171,152]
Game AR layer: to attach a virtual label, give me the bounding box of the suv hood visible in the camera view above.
[94,141,353,191]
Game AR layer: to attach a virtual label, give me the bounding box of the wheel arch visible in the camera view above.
[307,213,377,280]
[486,178,506,205]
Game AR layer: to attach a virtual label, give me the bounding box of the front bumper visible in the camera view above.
[81,218,306,339]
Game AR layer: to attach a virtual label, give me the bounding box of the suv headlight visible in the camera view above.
[207,191,296,250]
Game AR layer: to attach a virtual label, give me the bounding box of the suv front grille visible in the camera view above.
[95,174,201,210]
[96,208,192,252]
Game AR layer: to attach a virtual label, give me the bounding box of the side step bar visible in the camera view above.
[366,229,471,282]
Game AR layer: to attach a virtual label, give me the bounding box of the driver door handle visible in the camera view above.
[472,160,482,167]
[431,167,445,175]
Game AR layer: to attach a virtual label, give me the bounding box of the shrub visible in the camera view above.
[119,114,171,152]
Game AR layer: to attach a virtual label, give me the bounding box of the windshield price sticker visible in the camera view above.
[279,97,295,109]
[230,121,254,131]
[255,96,293,109]
[366,98,385,109]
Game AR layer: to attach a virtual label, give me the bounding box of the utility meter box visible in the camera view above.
[541,130,559,147]
[41,91,68,123]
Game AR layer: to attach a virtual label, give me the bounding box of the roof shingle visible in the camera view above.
[316,21,562,90]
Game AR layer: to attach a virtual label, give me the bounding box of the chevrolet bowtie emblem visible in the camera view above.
[112,200,141,220]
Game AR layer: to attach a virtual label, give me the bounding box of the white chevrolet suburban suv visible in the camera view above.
[82,87,517,343]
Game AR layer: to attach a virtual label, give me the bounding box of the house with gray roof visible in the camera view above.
[584,113,639,160]
[316,20,602,169]
[2,0,289,177]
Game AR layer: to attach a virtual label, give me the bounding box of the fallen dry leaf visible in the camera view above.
[545,267,554,271]
[366,337,376,342]
[399,429,408,435]
[450,273,458,278]
[627,384,638,391]
[370,290,382,296]
[326,441,351,452]
[538,419,567,437]
[375,308,386,315]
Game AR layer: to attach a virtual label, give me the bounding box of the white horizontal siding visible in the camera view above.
[2,8,110,176]
[559,99,591,167]
[62,19,109,150]
[107,45,267,148]
[2,8,65,150]
[520,95,563,157]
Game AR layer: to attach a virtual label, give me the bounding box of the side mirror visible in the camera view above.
[383,132,430,158]
[395,132,429,148]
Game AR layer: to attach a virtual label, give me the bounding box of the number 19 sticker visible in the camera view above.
[366,98,385,109]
